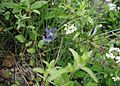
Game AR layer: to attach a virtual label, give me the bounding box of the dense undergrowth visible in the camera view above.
[0,0,120,86]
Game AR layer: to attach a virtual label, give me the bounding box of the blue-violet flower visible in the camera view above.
[43,27,56,44]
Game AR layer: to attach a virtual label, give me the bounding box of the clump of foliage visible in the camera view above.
[0,0,120,86]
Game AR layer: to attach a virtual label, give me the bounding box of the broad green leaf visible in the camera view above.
[15,35,25,43]
[81,67,98,83]
[81,51,92,65]
[38,40,45,48]
[31,1,48,10]
[27,48,36,53]
[4,12,10,20]
[29,29,37,40]
[25,41,32,47]
[69,48,81,65]
[48,68,68,81]
[30,57,35,66]
[66,63,75,72]
[33,68,45,73]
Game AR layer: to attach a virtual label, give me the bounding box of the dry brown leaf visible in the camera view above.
[2,53,16,68]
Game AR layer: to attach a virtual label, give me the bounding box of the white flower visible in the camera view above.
[109,47,120,53]
[106,53,115,59]
[115,56,120,63]
[110,74,113,76]
[106,47,120,63]
[117,7,120,10]
[108,3,117,11]
[105,0,112,3]
[64,24,77,34]
[112,76,120,81]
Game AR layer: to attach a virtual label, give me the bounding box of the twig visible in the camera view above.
[37,74,55,85]
[54,37,63,66]
[16,64,29,86]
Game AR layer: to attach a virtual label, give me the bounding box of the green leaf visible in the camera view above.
[26,25,35,29]
[25,0,30,8]
[15,35,25,43]
[32,10,41,15]
[44,8,68,19]
[87,17,94,25]
[69,48,82,65]
[85,82,98,86]
[38,40,45,48]
[30,57,35,66]
[0,2,19,9]
[0,2,26,9]
[48,68,68,81]
[25,41,32,47]
[74,70,86,78]
[31,1,48,10]
[66,63,75,72]
[29,29,37,40]
[81,51,92,65]
[33,68,45,73]
[63,81,74,86]
[4,12,10,20]
[81,67,98,83]
[44,11,56,19]
[27,48,36,53]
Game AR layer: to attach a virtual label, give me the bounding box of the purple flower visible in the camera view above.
[43,27,56,44]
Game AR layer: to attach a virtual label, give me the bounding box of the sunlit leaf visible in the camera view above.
[69,48,82,65]
[33,10,40,15]
[29,29,37,40]
[38,40,45,48]
[81,66,98,83]
[25,41,32,47]
[15,35,25,43]
[27,48,36,53]
[48,68,68,81]
[81,51,92,65]
[33,67,45,73]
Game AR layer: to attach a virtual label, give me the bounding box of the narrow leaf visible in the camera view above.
[33,10,40,15]
[81,67,98,83]
[33,68,45,73]
[69,48,81,64]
